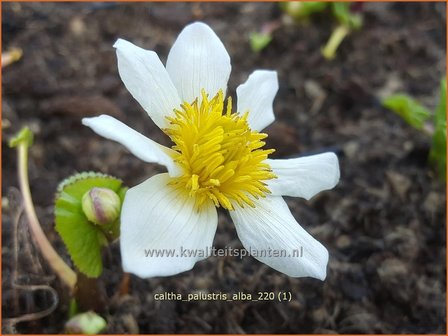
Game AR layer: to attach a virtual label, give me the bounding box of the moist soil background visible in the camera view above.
[1,2,446,334]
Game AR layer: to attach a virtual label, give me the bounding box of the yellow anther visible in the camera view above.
[209,179,221,186]
[191,174,199,192]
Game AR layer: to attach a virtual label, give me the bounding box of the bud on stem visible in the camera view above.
[65,311,107,334]
[82,187,121,225]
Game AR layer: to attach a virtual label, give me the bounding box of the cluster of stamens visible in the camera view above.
[164,90,276,210]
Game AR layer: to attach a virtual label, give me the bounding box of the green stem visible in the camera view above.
[17,141,77,291]
[322,25,350,60]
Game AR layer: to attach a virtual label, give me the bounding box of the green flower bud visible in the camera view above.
[82,187,121,225]
[65,311,107,334]
[281,2,327,20]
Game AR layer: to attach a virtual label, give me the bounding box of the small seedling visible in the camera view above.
[321,3,362,60]
[251,2,363,58]
[382,79,446,180]
[9,128,77,290]
[249,32,273,53]
[9,126,127,332]
[249,21,281,53]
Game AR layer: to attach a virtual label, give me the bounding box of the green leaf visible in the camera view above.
[382,94,431,130]
[434,79,446,126]
[55,172,127,278]
[430,79,447,180]
[9,127,34,148]
[331,3,362,29]
[249,32,272,53]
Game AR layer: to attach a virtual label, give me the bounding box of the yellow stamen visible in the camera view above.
[164,89,277,211]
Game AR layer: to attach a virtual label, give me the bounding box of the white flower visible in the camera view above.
[82,22,340,280]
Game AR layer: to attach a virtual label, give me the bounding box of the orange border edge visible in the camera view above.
[0,1,447,336]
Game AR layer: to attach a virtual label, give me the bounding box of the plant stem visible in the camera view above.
[74,271,106,313]
[118,273,130,296]
[322,25,350,60]
[17,142,77,291]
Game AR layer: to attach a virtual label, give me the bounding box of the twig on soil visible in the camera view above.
[3,190,59,328]
[3,285,59,327]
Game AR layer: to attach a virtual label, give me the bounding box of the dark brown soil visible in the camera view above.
[2,2,446,334]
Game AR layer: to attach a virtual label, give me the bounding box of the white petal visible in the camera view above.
[82,115,181,176]
[166,22,231,103]
[120,173,218,278]
[230,196,328,279]
[237,70,278,131]
[266,152,340,200]
[114,38,181,129]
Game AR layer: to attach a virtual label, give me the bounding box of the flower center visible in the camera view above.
[164,90,276,211]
